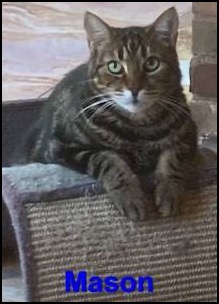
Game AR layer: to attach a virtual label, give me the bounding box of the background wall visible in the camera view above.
[190,2,217,137]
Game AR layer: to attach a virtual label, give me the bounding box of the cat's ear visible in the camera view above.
[84,12,111,49]
[152,7,179,46]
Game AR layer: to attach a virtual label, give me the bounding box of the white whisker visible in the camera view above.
[84,100,115,130]
[72,99,110,123]
[162,98,191,118]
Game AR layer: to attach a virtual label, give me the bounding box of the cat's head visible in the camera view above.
[84,7,181,118]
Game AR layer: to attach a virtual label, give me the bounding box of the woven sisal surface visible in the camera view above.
[25,184,217,302]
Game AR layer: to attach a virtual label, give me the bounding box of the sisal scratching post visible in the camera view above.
[2,156,217,302]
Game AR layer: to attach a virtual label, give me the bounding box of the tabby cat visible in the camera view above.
[17,7,197,221]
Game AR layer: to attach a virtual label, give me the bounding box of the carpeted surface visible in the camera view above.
[2,152,217,302]
[26,187,217,302]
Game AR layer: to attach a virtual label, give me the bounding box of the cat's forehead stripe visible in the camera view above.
[127,40,132,53]
[122,46,128,60]
[146,46,151,56]
[106,28,150,61]
[119,45,147,61]
[117,29,149,59]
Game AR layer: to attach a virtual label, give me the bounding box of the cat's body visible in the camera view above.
[15,8,197,220]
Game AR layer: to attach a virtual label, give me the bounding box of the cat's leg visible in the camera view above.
[86,151,146,221]
[155,149,185,217]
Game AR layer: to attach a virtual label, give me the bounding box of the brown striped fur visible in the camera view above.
[15,7,197,221]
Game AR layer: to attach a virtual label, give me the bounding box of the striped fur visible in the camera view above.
[17,7,197,221]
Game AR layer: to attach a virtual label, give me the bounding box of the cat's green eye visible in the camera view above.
[144,57,160,73]
[107,60,123,75]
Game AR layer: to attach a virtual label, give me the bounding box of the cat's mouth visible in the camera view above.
[113,90,139,114]
[115,97,137,113]
[111,90,159,124]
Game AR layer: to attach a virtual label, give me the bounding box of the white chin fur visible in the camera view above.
[114,90,136,113]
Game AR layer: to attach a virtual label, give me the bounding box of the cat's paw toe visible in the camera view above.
[155,191,180,217]
[156,198,172,217]
[125,198,146,221]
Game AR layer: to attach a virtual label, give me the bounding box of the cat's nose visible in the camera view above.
[131,89,139,103]
[131,89,139,98]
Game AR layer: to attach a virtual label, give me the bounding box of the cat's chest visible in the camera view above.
[124,141,162,172]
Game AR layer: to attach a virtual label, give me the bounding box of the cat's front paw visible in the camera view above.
[155,182,183,217]
[114,192,146,221]
[125,197,146,221]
